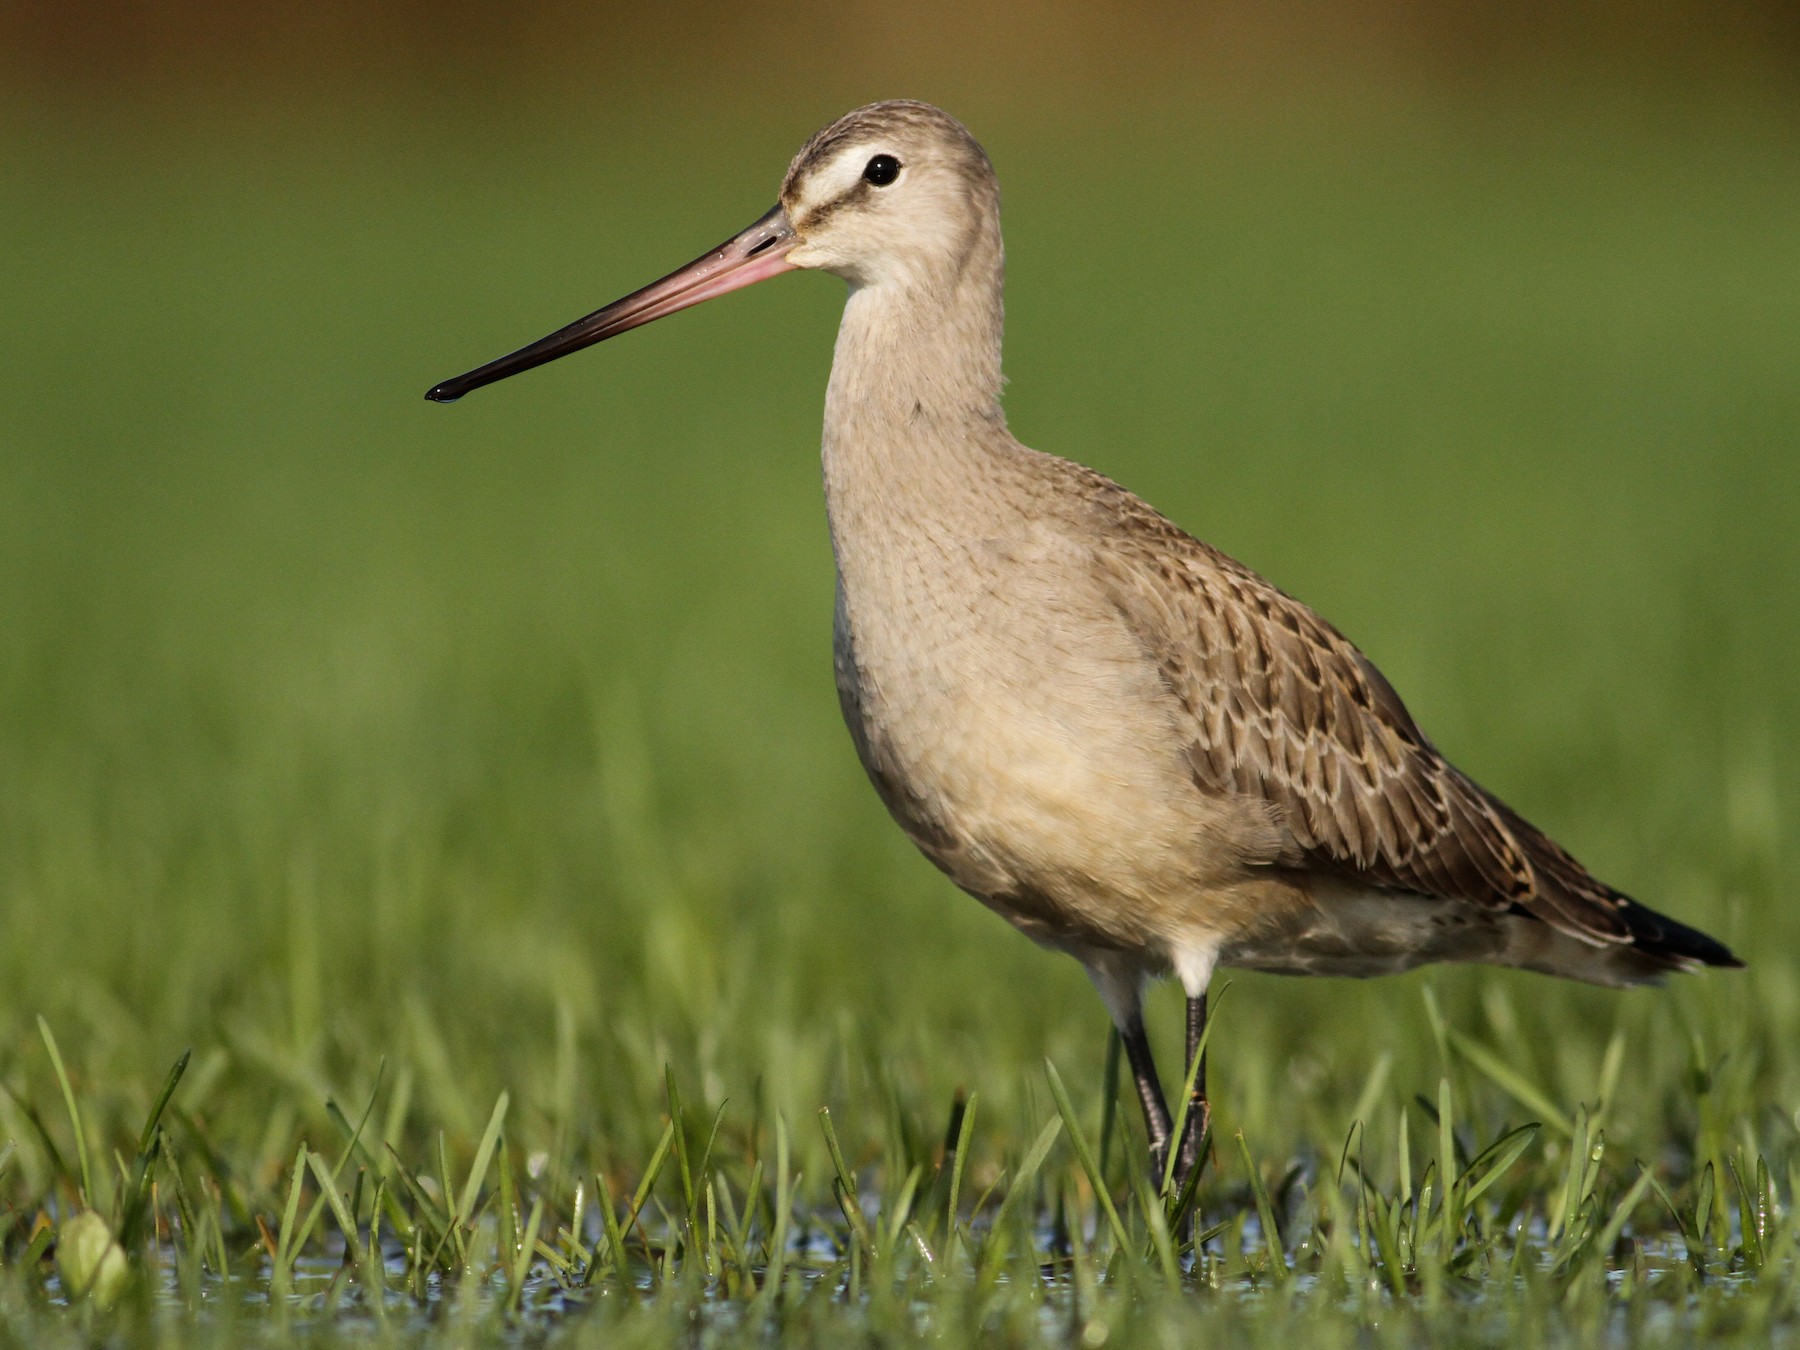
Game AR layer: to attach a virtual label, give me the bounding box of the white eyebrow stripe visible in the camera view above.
[802,144,884,206]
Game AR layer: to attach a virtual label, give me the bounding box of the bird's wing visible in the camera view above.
[1084,478,1635,946]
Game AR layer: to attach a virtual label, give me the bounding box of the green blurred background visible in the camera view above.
[0,0,1796,1195]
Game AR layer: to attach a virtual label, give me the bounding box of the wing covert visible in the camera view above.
[1086,486,1634,947]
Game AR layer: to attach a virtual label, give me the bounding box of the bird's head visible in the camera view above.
[779,100,1000,291]
[425,100,996,403]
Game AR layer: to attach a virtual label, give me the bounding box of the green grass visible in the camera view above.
[0,91,1796,1345]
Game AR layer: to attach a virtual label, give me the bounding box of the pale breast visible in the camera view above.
[829,516,1237,951]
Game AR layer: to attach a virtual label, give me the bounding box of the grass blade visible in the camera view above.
[1044,1059,1129,1252]
[507,1196,545,1313]
[455,1091,510,1229]
[1235,1130,1288,1283]
[135,1049,193,1158]
[272,1144,308,1298]
[754,1116,795,1312]
[975,1117,1063,1283]
[944,1090,977,1265]
[119,1049,192,1246]
[38,1017,94,1206]
[1458,1123,1540,1210]
[819,1106,877,1258]
[1447,1028,1574,1138]
[581,1119,674,1288]
[1097,1030,1122,1183]
[1593,1166,1657,1265]
[304,1152,385,1323]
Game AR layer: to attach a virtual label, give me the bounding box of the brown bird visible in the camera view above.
[428,101,1741,1189]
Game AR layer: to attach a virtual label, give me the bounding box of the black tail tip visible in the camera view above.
[1669,928,1743,971]
[1629,905,1743,971]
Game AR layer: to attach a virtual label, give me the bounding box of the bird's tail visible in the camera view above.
[1614,897,1743,973]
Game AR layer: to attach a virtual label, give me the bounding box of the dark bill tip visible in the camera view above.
[421,204,796,407]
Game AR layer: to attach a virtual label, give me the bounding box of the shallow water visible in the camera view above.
[54,1206,1759,1347]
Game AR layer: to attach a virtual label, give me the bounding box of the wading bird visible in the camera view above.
[427,101,1741,1190]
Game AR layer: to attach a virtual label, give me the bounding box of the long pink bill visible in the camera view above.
[426,204,797,403]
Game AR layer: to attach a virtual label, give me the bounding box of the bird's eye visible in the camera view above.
[862,154,901,187]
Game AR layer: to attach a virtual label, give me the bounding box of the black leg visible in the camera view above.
[1176,993,1211,1188]
[1120,1011,1173,1180]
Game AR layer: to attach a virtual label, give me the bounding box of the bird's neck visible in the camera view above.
[820,238,1009,507]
